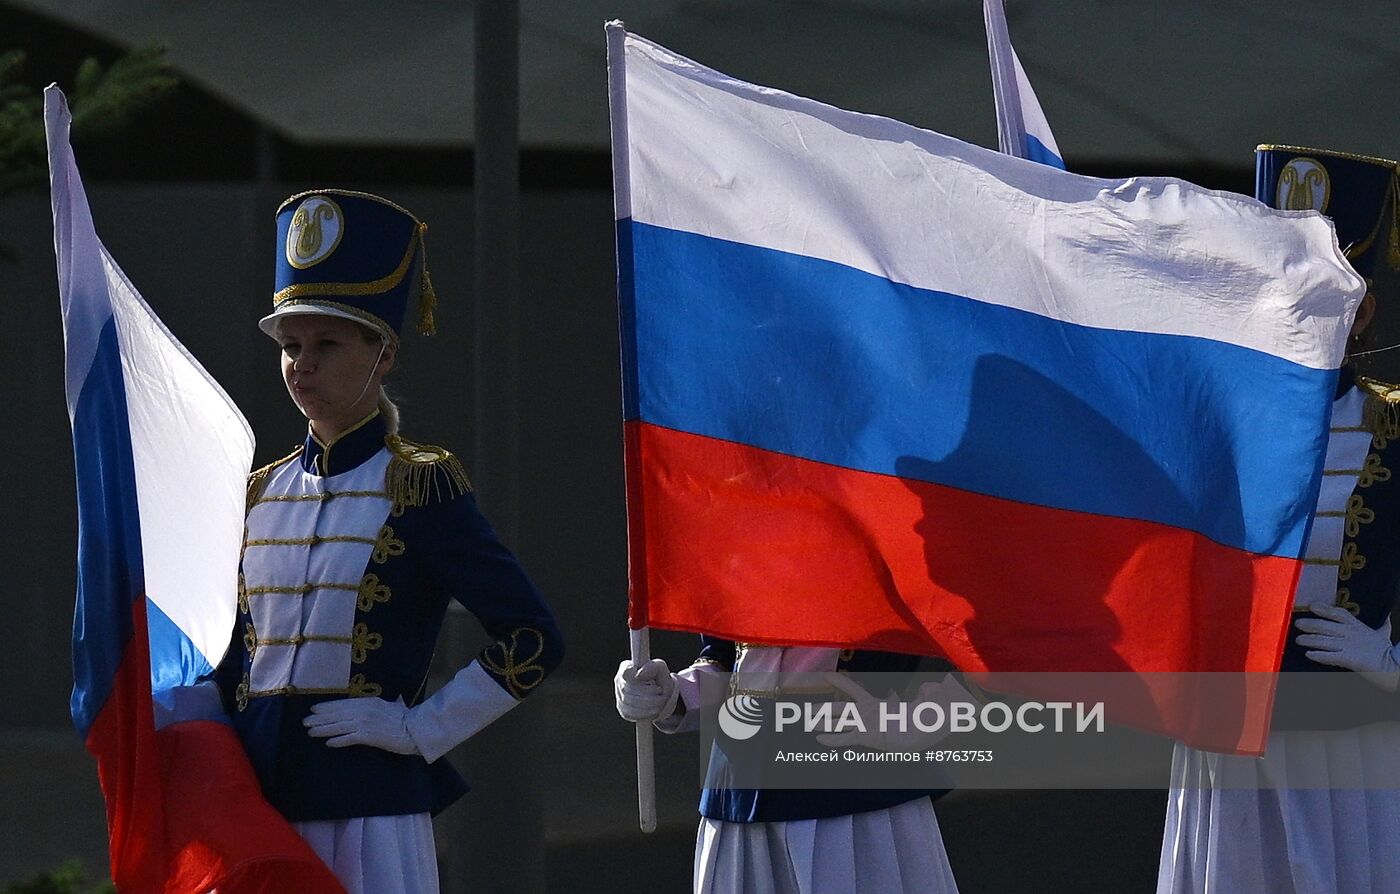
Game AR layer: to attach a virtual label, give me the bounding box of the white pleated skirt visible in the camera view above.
[294,813,440,894]
[694,797,959,894]
[1157,724,1400,894]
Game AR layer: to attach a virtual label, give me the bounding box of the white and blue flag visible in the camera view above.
[984,0,1064,169]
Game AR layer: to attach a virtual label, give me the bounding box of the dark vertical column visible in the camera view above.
[473,0,521,543]
[445,2,546,892]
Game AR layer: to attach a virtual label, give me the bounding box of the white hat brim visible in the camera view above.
[258,303,390,340]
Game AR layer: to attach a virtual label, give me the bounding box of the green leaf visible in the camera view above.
[0,44,178,258]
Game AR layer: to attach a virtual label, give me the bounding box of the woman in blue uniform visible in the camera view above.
[215,189,563,894]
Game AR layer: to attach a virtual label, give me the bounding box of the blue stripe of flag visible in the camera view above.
[1024,134,1064,170]
[70,318,143,740]
[622,219,1334,558]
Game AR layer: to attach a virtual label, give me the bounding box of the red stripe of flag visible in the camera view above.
[87,600,344,893]
[625,422,1295,751]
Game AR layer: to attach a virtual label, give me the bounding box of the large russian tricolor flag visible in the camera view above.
[49,86,344,893]
[608,30,1363,704]
[984,0,1064,169]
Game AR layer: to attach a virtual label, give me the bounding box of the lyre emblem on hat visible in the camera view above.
[1276,158,1331,214]
[285,196,345,269]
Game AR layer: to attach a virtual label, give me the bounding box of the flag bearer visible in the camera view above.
[616,642,961,893]
[1157,147,1400,893]
[214,190,564,894]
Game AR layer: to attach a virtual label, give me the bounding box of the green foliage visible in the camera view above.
[1,861,114,894]
[0,44,178,200]
[0,49,42,199]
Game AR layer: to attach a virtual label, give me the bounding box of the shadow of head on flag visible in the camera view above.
[608,27,1365,755]
[891,351,1259,677]
[890,353,1272,752]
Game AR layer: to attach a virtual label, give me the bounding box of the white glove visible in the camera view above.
[304,696,420,754]
[816,673,964,750]
[1296,603,1400,691]
[615,658,680,723]
[402,661,520,762]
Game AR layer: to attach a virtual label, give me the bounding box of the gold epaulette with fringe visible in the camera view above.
[385,434,472,511]
[246,445,305,510]
[1358,375,1400,447]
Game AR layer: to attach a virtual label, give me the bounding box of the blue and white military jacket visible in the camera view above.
[1272,370,1400,729]
[1285,370,1400,671]
[214,412,563,821]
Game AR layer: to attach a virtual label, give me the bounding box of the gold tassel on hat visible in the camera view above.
[418,271,437,336]
[415,222,437,336]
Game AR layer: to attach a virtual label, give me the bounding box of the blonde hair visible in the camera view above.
[353,324,400,434]
[378,387,400,434]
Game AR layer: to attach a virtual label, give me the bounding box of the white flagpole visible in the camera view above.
[608,20,657,835]
[630,626,658,833]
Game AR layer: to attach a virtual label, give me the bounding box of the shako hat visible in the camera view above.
[260,189,436,343]
[1255,145,1399,283]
